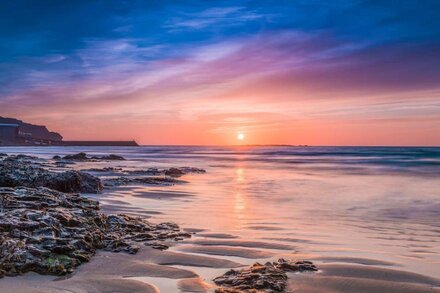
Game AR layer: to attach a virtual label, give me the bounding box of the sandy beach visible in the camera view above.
[1,247,438,293]
[0,146,439,292]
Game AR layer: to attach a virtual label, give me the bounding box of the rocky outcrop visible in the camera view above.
[61,152,88,161]
[126,167,206,177]
[2,154,40,163]
[81,167,123,173]
[126,168,162,175]
[0,153,208,279]
[86,167,206,177]
[165,167,206,177]
[164,168,185,177]
[103,176,185,187]
[92,154,125,161]
[44,171,103,193]
[0,187,191,277]
[60,153,125,161]
[0,156,102,193]
[214,259,317,292]
[1,154,206,192]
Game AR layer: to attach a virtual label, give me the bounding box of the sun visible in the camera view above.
[237,133,245,140]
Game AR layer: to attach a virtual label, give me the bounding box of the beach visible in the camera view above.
[0,146,439,292]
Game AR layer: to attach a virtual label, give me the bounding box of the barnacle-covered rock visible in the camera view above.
[0,187,190,277]
[213,259,317,292]
[0,156,102,193]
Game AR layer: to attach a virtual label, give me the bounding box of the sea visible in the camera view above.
[2,146,440,279]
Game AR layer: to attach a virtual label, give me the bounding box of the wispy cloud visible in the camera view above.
[164,6,265,30]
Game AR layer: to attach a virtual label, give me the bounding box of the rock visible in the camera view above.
[0,153,7,157]
[62,152,88,161]
[145,242,169,250]
[44,170,103,193]
[81,167,123,172]
[213,259,317,292]
[94,167,205,177]
[2,154,40,163]
[125,167,206,177]
[275,258,317,272]
[165,168,185,177]
[0,158,103,193]
[103,176,185,187]
[91,154,125,161]
[0,187,191,277]
[62,153,126,161]
[0,153,206,278]
[0,155,203,193]
[164,167,206,177]
[179,167,206,174]
[125,168,161,175]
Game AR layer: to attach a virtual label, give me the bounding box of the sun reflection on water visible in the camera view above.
[234,167,246,218]
[235,167,245,182]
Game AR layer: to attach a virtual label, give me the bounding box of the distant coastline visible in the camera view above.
[0,116,138,146]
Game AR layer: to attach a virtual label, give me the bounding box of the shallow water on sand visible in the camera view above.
[3,146,440,281]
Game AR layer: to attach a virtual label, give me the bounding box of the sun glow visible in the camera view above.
[237,133,245,140]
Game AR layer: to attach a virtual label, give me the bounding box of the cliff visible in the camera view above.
[0,117,62,141]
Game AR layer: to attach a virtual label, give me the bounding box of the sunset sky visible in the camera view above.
[1,1,439,145]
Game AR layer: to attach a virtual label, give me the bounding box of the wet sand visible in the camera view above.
[0,193,438,292]
[1,230,438,292]
[289,264,440,293]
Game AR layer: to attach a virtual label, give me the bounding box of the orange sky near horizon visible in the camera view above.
[19,99,439,146]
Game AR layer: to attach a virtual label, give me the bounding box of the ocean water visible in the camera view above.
[2,146,440,279]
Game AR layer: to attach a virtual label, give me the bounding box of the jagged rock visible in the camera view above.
[81,167,123,173]
[0,153,207,279]
[103,176,185,187]
[0,153,7,157]
[62,152,88,161]
[90,167,206,177]
[179,167,206,174]
[165,167,206,177]
[125,167,205,177]
[164,168,185,177]
[45,170,103,193]
[91,154,125,161]
[275,258,317,272]
[0,187,190,277]
[214,259,317,292]
[125,168,161,175]
[61,153,125,161]
[145,242,169,250]
[2,154,40,163]
[0,158,102,193]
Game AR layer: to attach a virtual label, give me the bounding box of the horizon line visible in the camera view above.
[8,144,437,148]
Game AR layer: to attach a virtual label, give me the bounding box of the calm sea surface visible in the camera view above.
[2,146,440,278]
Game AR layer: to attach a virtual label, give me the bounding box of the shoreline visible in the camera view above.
[0,150,439,292]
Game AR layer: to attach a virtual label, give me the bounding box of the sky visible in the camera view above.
[1,0,439,145]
